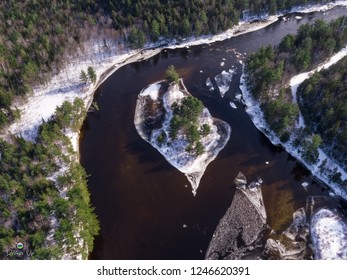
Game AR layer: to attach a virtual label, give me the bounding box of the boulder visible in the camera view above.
[205,172,266,259]
[264,208,310,259]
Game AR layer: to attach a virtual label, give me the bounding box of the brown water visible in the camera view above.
[80,7,347,260]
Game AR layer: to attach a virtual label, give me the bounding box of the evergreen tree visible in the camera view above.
[80,70,88,84]
[87,66,97,84]
[165,65,179,84]
[181,18,191,37]
[128,26,145,48]
[151,19,160,41]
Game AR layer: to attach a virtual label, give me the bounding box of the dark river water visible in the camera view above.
[80,7,347,260]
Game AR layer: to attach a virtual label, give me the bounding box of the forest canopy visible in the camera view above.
[244,16,347,139]
[298,56,347,168]
[0,98,99,259]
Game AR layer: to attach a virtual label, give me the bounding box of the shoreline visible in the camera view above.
[240,45,347,201]
[4,1,346,147]
[1,11,283,157]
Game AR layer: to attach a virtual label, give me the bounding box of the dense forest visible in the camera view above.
[0,0,337,259]
[170,96,207,156]
[0,0,328,131]
[244,16,347,141]
[0,98,99,259]
[298,57,347,169]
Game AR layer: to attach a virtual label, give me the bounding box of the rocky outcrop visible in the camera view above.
[134,79,230,195]
[264,208,310,259]
[265,195,347,260]
[205,172,266,259]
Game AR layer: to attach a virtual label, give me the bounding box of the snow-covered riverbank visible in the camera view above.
[3,1,346,149]
[311,208,347,259]
[3,15,280,147]
[241,44,347,201]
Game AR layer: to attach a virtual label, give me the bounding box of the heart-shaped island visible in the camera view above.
[134,66,231,195]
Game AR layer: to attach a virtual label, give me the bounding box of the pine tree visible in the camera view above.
[128,26,145,48]
[80,70,88,84]
[181,18,190,37]
[165,65,179,84]
[151,19,160,41]
[87,66,97,84]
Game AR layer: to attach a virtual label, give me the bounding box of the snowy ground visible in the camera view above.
[3,42,162,145]
[311,208,347,259]
[289,0,347,13]
[241,44,347,200]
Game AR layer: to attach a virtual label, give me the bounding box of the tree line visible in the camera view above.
[0,0,328,131]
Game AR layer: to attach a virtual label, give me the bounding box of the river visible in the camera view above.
[80,7,347,260]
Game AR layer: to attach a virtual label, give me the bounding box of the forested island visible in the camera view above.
[134,66,230,195]
[0,0,345,260]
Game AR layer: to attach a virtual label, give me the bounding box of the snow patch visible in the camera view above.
[311,208,347,259]
[229,102,237,109]
[140,83,161,101]
[65,129,79,154]
[289,1,347,14]
[235,93,242,101]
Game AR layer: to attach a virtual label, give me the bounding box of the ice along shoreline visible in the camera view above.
[240,45,347,201]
